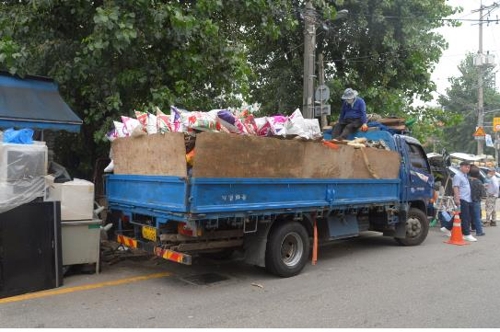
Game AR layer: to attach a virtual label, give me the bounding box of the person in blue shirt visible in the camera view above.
[332,88,368,140]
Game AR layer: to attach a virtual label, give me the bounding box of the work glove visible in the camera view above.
[361,123,368,132]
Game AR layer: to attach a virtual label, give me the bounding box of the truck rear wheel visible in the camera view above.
[395,207,429,246]
[265,221,310,278]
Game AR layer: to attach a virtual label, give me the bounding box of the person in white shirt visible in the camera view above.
[485,168,499,226]
[441,161,477,242]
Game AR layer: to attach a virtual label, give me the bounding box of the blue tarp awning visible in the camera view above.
[0,72,82,133]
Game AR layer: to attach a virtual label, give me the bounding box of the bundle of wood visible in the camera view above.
[366,114,408,133]
[330,114,408,134]
[331,137,390,150]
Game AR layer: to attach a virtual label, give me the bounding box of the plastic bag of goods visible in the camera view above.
[237,110,258,135]
[156,107,171,133]
[121,116,145,137]
[3,128,34,144]
[146,113,158,134]
[113,121,129,137]
[267,115,288,136]
[170,106,190,133]
[303,118,322,139]
[285,108,307,138]
[254,117,271,136]
[216,110,248,135]
[134,110,148,128]
[186,111,218,132]
[106,129,119,141]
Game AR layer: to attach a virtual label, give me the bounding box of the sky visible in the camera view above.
[431,0,500,101]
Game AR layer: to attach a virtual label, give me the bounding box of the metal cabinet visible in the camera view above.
[0,201,63,299]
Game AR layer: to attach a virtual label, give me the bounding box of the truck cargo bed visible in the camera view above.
[107,131,403,221]
[104,130,433,276]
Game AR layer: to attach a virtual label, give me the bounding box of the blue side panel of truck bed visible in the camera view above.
[190,178,400,215]
[106,174,401,220]
[106,175,189,214]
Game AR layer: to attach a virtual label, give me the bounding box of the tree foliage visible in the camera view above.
[438,53,500,155]
[248,0,458,119]
[0,0,303,177]
[325,0,456,108]
[0,0,458,178]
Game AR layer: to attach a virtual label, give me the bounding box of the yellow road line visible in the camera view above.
[0,272,172,305]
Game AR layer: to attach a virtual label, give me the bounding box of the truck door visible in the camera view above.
[397,136,434,203]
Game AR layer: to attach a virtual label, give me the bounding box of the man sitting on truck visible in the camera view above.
[332,88,369,140]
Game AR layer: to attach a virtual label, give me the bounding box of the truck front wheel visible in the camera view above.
[395,207,429,246]
[265,221,310,278]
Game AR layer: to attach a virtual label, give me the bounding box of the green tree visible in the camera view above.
[408,104,462,153]
[0,0,460,178]
[438,53,500,154]
[248,0,459,120]
[0,0,306,177]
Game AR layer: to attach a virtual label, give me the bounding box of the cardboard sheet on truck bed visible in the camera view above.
[112,132,187,176]
[111,132,400,179]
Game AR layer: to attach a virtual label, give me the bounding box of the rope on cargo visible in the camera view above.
[360,147,380,179]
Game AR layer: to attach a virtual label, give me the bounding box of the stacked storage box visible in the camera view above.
[45,176,101,273]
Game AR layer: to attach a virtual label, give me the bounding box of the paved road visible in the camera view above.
[2,224,500,328]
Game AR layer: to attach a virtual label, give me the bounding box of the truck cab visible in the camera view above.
[350,130,434,205]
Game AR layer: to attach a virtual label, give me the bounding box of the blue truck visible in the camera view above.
[105,129,433,277]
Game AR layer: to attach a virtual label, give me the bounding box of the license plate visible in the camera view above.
[142,225,157,241]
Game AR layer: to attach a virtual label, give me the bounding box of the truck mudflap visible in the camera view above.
[116,234,193,265]
[117,234,138,249]
[154,247,192,265]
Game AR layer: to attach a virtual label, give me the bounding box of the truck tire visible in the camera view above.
[265,222,310,278]
[395,207,429,246]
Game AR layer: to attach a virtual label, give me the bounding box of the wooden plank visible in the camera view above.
[302,142,400,179]
[111,131,400,179]
[193,132,400,179]
[378,117,405,125]
[357,146,401,179]
[193,132,305,178]
[112,133,187,176]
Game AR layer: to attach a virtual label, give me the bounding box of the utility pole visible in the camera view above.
[302,0,316,119]
[318,53,327,128]
[477,2,485,156]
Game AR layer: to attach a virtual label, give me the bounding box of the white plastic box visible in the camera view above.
[45,176,95,221]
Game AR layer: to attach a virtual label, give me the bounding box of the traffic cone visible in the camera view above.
[445,211,469,246]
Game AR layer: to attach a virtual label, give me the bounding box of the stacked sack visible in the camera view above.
[104,105,323,173]
[105,106,322,142]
